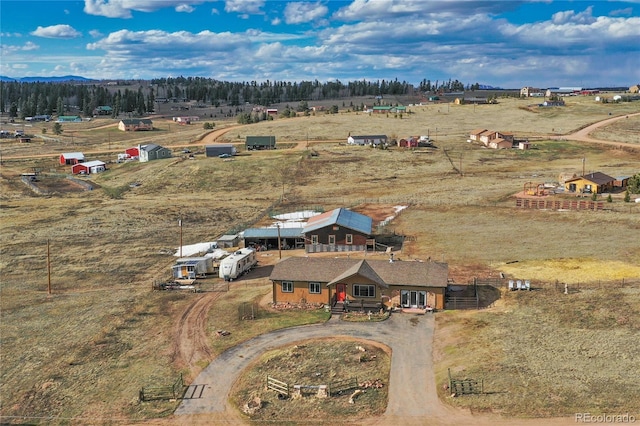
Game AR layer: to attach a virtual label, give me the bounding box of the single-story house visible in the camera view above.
[478,131,514,147]
[266,109,278,116]
[60,152,85,165]
[270,257,449,311]
[243,227,304,251]
[546,88,579,97]
[57,116,82,123]
[347,135,388,146]
[303,208,372,253]
[564,172,616,194]
[118,119,153,131]
[138,144,172,162]
[246,136,276,150]
[372,106,393,114]
[217,234,241,248]
[454,97,489,105]
[630,85,640,94]
[205,144,236,157]
[93,106,113,116]
[72,160,106,175]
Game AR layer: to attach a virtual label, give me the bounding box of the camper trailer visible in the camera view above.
[172,257,216,279]
[219,248,257,281]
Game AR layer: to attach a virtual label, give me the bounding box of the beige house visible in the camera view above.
[630,85,640,94]
[520,87,544,97]
[118,118,153,131]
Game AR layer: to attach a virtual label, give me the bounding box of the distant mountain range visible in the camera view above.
[0,75,97,83]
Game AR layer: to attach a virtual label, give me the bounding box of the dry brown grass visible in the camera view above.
[229,339,390,423]
[434,286,640,417]
[1,94,639,423]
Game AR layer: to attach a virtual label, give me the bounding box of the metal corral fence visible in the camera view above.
[472,276,640,291]
[139,374,184,402]
[239,302,259,320]
[516,198,603,211]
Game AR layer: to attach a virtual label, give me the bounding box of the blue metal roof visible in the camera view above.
[243,228,303,238]
[302,208,372,235]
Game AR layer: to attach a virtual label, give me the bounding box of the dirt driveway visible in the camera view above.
[169,314,575,426]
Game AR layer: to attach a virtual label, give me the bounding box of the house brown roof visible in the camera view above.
[270,257,448,288]
[566,172,615,185]
[469,128,488,136]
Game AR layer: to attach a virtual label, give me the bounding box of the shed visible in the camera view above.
[72,160,106,175]
[217,234,241,248]
[243,228,304,251]
[206,144,237,157]
[246,136,276,150]
[60,152,85,165]
[56,116,82,123]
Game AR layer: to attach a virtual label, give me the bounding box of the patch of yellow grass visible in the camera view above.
[500,258,640,283]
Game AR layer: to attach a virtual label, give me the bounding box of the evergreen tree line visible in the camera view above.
[1,76,485,119]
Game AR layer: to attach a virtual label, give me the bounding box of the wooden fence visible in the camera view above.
[139,374,184,402]
[266,376,289,397]
[516,198,603,211]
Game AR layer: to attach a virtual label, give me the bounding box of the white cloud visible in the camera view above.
[84,0,208,19]
[284,2,328,25]
[551,6,596,25]
[224,0,264,15]
[176,4,195,13]
[31,25,82,39]
[22,42,40,51]
[54,65,65,71]
[13,64,29,69]
[271,17,281,25]
[89,30,104,38]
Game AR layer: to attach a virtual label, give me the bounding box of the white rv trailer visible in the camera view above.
[173,257,216,279]
[219,248,257,281]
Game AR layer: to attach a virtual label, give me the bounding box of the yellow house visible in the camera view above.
[564,172,615,194]
[270,257,448,311]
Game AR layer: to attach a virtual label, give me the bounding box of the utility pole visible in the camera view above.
[179,218,183,258]
[277,223,282,259]
[47,239,51,295]
[582,157,585,176]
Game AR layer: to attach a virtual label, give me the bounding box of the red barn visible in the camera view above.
[72,160,106,175]
[60,152,85,165]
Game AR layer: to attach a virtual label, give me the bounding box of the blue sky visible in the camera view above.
[1,0,639,88]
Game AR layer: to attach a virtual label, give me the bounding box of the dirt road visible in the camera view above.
[171,291,224,380]
[552,112,640,148]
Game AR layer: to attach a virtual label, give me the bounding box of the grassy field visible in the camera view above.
[434,285,640,417]
[1,94,639,424]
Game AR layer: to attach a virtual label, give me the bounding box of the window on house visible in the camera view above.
[328,235,336,245]
[282,281,293,293]
[309,282,321,294]
[346,234,353,244]
[353,284,375,298]
[311,235,318,245]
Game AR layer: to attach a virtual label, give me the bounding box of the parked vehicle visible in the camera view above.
[219,248,257,281]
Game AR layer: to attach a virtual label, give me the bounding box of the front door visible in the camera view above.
[336,284,346,302]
